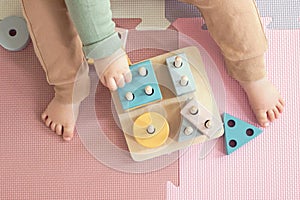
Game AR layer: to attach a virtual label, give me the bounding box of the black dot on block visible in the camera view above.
[229,140,237,148]
[246,128,254,136]
[9,29,17,37]
[227,120,236,127]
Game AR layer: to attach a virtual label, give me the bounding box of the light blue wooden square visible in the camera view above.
[166,53,196,96]
[117,60,162,110]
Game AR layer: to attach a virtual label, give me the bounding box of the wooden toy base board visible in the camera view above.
[111,46,224,161]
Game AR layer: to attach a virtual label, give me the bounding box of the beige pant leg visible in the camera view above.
[181,0,268,81]
[21,0,90,103]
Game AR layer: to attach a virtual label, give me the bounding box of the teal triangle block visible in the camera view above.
[223,113,263,155]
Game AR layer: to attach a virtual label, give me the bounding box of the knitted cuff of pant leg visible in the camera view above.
[54,77,90,104]
[53,61,90,104]
[225,54,267,82]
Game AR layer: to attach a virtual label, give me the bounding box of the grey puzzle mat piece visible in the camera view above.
[256,0,300,29]
[165,0,300,30]
[165,0,200,23]
[165,0,208,30]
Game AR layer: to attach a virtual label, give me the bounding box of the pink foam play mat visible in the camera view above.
[1,2,299,200]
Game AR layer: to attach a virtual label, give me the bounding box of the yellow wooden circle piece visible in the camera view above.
[133,112,169,148]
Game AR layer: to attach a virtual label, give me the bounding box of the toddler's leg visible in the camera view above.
[181,0,284,127]
[64,0,131,91]
[21,0,90,140]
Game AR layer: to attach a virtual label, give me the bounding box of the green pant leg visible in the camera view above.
[64,0,121,59]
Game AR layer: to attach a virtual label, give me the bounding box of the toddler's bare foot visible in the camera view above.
[94,48,132,91]
[239,77,285,127]
[41,97,80,141]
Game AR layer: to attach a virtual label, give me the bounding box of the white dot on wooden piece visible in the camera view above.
[184,126,193,136]
[145,85,153,95]
[147,125,155,134]
[204,120,212,129]
[138,67,147,76]
[180,75,189,86]
[125,92,134,101]
[189,106,198,115]
[174,56,182,68]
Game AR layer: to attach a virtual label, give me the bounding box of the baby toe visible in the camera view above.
[267,109,275,122]
[45,118,52,127]
[279,98,285,106]
[276,103,284,113]
[41,113,48,122]
[62,126,74,141]
[50,122,56,132]
[273,107,280,119]
[255,110,269,127]
[55,124,63,135]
